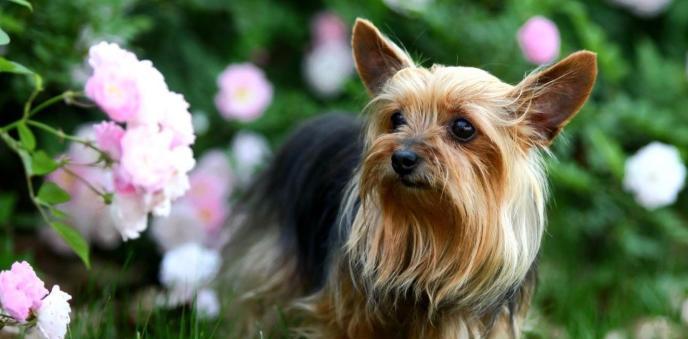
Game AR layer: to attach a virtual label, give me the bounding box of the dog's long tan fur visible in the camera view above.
[223,18,597,338]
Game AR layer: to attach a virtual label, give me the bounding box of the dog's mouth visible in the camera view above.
[399,176,430,189]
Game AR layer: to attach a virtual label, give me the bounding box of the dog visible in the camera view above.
[222,18,597,338]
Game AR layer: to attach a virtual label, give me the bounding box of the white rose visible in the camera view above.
[303,41,354,98]
[159,243,221,303]
[29,286,72,339]
[623,142,686,209]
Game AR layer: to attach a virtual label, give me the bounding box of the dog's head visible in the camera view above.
[347,19,596,311]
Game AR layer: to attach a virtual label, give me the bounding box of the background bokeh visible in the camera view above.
[1,0,688,337]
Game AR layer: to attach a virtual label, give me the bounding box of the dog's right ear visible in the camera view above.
[352,18,414,95]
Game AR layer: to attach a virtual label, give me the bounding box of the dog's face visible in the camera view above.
[347,19,596,308]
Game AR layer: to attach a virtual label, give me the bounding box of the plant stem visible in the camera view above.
[29,90,83,117]
[60,166,110,202]
[22,74,43,119]
[25,119,104,154]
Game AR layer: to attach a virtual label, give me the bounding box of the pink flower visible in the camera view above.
[517,16,560,65]
[160,92,195,147]
[87,41,137,69]
[215,63,273,122]
[85,42,169,125]
[311,12,347,46]
[0,261,48,322]
[83,42,197,242]
[93,121,125,160]
[119,126,177,191]
[85,43,142,122]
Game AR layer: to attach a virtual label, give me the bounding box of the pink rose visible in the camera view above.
[0,261,49,322]
[85,68,141,122]
[85,42,170,126]
[93,121,125,160]
[517,16,560,65]
[160,92,195,147]
[215,63,273,122]
[119,126,176,191]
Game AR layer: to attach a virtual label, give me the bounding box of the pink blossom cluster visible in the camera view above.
[0,261,71,339]
[303,12,354,98]
[151,150,233,252]
[0,261,47,322]
[84,42,196,240]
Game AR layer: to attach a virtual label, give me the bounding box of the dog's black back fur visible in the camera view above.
[241,113,362,291]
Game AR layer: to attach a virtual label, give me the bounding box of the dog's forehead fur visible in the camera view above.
[381,65,514,115]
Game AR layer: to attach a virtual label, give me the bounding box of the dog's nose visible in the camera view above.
[392,150,419,176]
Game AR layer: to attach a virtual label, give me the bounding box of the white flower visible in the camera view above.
[303,41,354,98]
[383,0,434,14]
[194,288,220,319]
[159,243,221,303]
[110,193,149,240]
[610,0,672,17]
[681,298,688,325]
[624,142,686,209]
[230,132,270,185]
[30,286,72,339]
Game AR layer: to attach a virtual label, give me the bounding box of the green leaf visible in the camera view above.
[0,28,9,46]
[49,207,67,220]
[0,193,17,224]
[51,222,90,268]
[31,151,58,175]
[17,122,35,151]
[6,0,33,11]
[36,181,70,205]
[0,57,33,75]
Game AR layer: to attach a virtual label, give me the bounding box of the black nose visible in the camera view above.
[392,150,419,176]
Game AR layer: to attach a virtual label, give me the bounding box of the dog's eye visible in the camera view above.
[450,118,476,142]
[390,111,406,130]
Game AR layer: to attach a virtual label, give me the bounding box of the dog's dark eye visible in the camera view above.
[450,118,476,142]
[390,111,406,131]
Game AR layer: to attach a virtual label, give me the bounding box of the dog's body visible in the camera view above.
[223,19,597,338]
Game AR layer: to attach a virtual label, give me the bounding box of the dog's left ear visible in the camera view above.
[513,51,597,145]
[352,18,414,95]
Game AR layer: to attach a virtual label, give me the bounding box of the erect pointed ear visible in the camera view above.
[513,51,597,145]
[352,18,414,95]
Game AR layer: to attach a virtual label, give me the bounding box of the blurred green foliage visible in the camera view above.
[1,0,688,337]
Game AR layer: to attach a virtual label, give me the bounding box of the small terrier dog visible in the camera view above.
[223,18,597,338]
